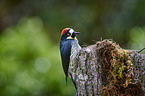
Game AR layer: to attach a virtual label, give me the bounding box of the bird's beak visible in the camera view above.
[71,31,80,38]
[73,32,80,35]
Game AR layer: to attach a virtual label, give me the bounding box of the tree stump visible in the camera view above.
[69,39,145,96]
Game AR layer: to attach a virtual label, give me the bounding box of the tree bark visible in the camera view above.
[70,39,145,96]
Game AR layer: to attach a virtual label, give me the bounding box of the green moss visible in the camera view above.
[97,39,138,95]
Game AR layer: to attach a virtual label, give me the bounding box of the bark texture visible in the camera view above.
[69,39,145,96]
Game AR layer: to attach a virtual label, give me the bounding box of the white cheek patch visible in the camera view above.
[67,36,73,39]
[69,29,74,33]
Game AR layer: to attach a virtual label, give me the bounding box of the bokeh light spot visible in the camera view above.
[34,57,50,73]
[15,72,42,94]
[27,17,43,33]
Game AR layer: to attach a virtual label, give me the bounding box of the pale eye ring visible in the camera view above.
[67,33,70,36]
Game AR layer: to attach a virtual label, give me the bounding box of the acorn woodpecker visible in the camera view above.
[60,28,81,87]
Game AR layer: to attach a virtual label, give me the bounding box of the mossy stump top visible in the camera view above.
[70,39,145,96]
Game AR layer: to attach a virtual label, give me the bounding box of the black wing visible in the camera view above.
[60,40,72,84]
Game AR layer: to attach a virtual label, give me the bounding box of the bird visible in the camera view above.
[60,28,81,89]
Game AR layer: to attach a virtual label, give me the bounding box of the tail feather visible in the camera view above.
[66,76,68,85]
[69,73,77,90]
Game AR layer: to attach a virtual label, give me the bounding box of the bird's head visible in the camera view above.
[61,28,80,40]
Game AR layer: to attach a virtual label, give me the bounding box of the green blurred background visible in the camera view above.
[0,0,145,96]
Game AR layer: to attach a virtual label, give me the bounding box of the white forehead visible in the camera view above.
[69,29,74,33]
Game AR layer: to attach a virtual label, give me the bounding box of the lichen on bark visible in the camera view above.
[69,39,145,96]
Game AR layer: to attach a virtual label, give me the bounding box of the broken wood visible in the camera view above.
[69,39,145,96]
